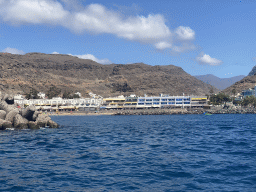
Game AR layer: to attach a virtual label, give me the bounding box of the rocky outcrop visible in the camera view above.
[0,93,59,130]
[248,66,256,76]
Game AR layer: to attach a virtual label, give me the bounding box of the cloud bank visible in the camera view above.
[2,47,25,55]
[74,54,112,64]
[196,53,223,66]
[52,52,112,64]
[0,0,195,52]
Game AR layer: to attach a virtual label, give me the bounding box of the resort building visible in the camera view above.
[190,96,208,107]
[14,92,209,111]
[241,86,256,98]
[102,95,126,109]
[14,96,103,112]
[124,95,138,108]
[136,94,192,108]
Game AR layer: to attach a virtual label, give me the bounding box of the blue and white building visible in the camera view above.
[137,94,191,108]
[241,85,256,98]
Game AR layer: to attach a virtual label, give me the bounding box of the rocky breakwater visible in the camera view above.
[0,94,59,130]
[113,108,205,116]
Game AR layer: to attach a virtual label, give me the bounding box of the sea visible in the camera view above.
[0,114,256,191]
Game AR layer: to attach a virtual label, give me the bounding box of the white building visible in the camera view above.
[37,92,46,99]
[137,95,191,108]
[14,96,103,111]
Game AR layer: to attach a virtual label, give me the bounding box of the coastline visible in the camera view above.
[49,107,256,116]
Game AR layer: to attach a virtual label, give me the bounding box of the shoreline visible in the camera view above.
[49,107,256,116]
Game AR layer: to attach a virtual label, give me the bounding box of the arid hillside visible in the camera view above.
[0,52,218,97]
[223,75,256,95]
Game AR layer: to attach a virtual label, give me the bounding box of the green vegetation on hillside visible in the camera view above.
[47,86,61,99]
[62,91,80,99]
[209,93,230,105]
[241,96,256,107]
[25,88,39,99]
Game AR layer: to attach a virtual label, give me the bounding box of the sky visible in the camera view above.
[0,0,255,78]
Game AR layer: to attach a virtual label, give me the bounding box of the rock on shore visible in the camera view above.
[0,93,59,130]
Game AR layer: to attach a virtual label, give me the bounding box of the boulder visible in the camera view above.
[36,114,51,127]
[0,119,5,130]
[13,114,29,129]
[0,100,15,113]
[32,111,39,121]
[3,94,14,105]
[0,95,59,130]
[28,121,40,129]
[5,109,19,124]
[0,119,13,130]
[47,120,59,128]
[21,105,36,121]
[0,110,6,120]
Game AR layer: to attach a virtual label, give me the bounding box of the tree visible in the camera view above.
[209,93,230,105]
[47,86,61,99]
[25,88,39,99]
[62,91,72,99]
[62,91,81,99]
[209,87,214,95]
[231,89,236,96]
[241,96,256,107]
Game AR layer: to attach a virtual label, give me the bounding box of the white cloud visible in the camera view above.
[2,47,25,55]
[155,42,172,50]
[74,54,112,64]
[0,0,196,52]
[52,51,59,54]
[175,26,195,40]
[196,53,223,66]
[0,0,69,25]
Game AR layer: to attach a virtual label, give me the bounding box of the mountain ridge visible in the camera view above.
[0,52,218,97]
[223,66,256,95]
[194,74,245,90]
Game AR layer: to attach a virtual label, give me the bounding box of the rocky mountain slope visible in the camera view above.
[194,74,245,90]
[223,67,256,95]
[248,66,256,76]
[0,52,218,97]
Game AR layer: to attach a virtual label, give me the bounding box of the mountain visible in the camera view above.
[223,66,256,95]
[0,52,218,97]
[248,66,256,76]
[194,74,245,90]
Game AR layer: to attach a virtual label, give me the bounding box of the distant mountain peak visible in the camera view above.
[194,74,245,90]
[248,65,256,76]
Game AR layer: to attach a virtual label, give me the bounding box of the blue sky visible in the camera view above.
[0,0,255,78]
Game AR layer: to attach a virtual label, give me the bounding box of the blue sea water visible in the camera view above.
[0,114,256,191]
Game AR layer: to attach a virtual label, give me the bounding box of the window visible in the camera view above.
[168,102,175,105]
[161,99,167,101]
[153,102,159,105]
[168,99,175,101]
[139,99,145,102]
[176,102,182,104]
[146,99,152,101]
[146,103,152,105]
[176,99,182,101]
[153,99,160,101]
[161,102,167,105]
